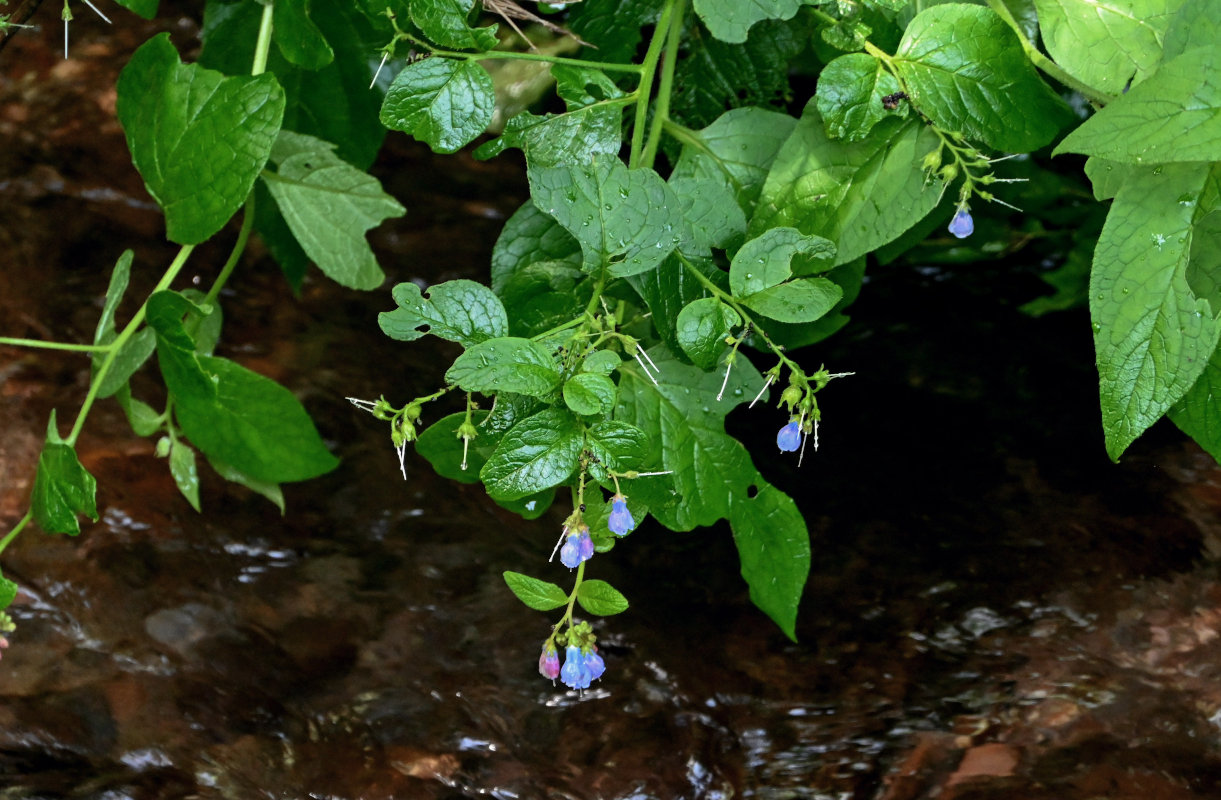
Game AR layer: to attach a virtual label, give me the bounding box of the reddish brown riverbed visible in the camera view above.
[4,5,1221,799]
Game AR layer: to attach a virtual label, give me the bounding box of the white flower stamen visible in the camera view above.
[716,359,733,402]
[370,51,389,89]
[632,350,659,386]
[549,525,571,562]
[749,374,774,408]
[347,396,379,414]
[81,0,111,23]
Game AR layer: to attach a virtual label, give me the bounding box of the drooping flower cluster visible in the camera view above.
[559,644,605,690]
[559,524,594,568]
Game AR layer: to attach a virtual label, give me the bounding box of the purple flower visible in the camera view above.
[777,420,801,452]
[560,534,581,569]
[608,495,635,536]
[538,645,560,680]
[584,648,605,681]
[576,526,594,561]
[560,645,592,689]
[948,207,974,239]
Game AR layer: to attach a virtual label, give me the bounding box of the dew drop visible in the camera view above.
[745,272,753,279]
[733,388,743,397]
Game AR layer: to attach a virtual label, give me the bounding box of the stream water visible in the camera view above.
[4,6,1221,799]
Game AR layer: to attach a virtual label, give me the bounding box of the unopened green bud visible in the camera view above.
[921,148,942,172]
[939,163,958,183]
[403,402,423,422]
[456,420,478,441]
[779,385,803,409]
[155,436,171,458]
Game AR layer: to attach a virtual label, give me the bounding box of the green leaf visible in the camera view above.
[671,15,812,130]
[729,227,836,297]
[616,346,763,530]
[274,0,334,69]
[1084,156,1138,202]
[379,279,508,346]
[493,488,556,520]
[31,411,98,535]
[114,0,157,19]
[728,480,809,641]
[894,5,1073,152]
[676,298,741,370]
[671,107,798,216]
[816,53,907,142]
[411,0,499,50]
[567,0,661,63]
[692,0,802,44]
[1092,163,1221,460]
[1053,47,1221,164]
[0,570,16,611]
[752,256,865,350]
[168,439,202,513]
[121,394,163,437]
[503,571,569,611]
[207,455,285,514]
[202,0,386,170]
[500,262,592,339]
[1033,0,1180,95]
[380,57,495,154]
[475,64,626,168]
[147,291,340,483]
[91,251,157,399]
[415,411,498,484]
[116,33,285,244]
[740,278,843,323]
[752,106,946,266]
[1163,0,1221,63]
[584,419,649,479]
[563,372,618,416]
[446,337,561,397]
[261,131,404,290]
[480,408,584,500]
[1169,205,1221,456]
[529,159,684,278]
[490,201,582,294]
[669,175,747,255]
[576,579,629,615]
[582,350,621,374]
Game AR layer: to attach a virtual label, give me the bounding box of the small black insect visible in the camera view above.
[881,91,908,110]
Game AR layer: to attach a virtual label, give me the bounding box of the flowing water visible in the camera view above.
[4,6,1221,799]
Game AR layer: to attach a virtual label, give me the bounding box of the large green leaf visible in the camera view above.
[1162,0,1221,62]
[729,227,836,297]
[671,15,812,130]
[692,0,802,43]
[752,106,945,265]
[446,337,561,397]
[1033,0,1182,95]
[379,279,508,346]
[480,408,584,500]
[91,251,157,400]
[260,131,403,290]
[30,412,98,536]
[380,57,495,154]
[147,292,339,483]
[490,201,582,294]
[728,480,809,641]
[616,346,763,531]
[116,33,285,244]
[815,53,907,143]
[671,107,798,216]
[1054,47,1221,164]
[894,4,1072,152]
[567,0,662,63]
[740,278,843,324]
[576,579,629,615]
[669,175,748,256]
[1092,164,1221,460]
[528,159,684,278]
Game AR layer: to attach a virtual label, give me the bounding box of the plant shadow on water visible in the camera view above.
[4,6,1221,800]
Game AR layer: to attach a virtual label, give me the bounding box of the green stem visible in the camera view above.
[67,244,196,446]
[629,0,678,168]
[640,0,686,169]
[0,338,110,353]
[204,194,256,307]
[251,2,274,76]
[984,0,1113,105]
[0,511,32,557]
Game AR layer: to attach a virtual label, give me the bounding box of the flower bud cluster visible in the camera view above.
[540,620,606,690]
